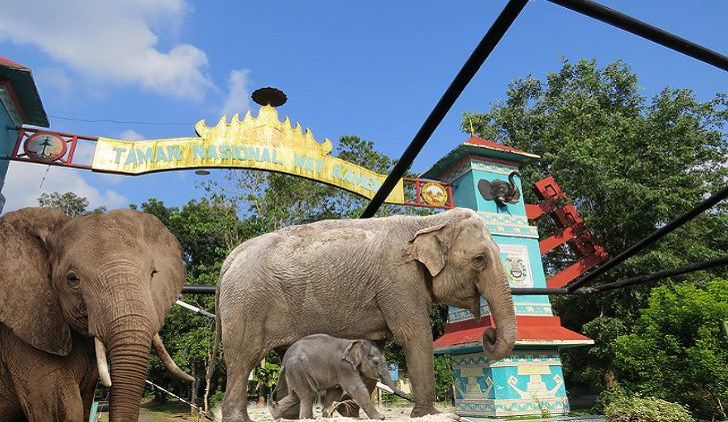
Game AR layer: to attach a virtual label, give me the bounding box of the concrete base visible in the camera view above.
[452,350,569,418]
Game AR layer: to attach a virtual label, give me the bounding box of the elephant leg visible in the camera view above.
[401,335,438,416]
[340,377,384,420]
[222,345,267,422]
[4,333,86,422]
[385,308,438,417]
[335,377,376,417]
[80,376,97,422]
[297,391,316,419]
[270,393,300,419]
[323,387,344,417]
[0,362,24,421]
[16,380,85,422]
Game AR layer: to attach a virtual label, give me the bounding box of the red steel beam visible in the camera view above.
[547,253,608,288]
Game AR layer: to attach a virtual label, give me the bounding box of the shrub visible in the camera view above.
[613,278,728,419]
[604,395,693,422]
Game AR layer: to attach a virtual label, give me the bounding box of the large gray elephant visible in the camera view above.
[214,207,516,422]
[0,207,193,422]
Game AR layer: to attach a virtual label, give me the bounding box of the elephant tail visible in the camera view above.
[203,286,221,413]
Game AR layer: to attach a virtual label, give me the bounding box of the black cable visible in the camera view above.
[511,287,569,295]
[49,115,189,126]
[572,256,728,295]
[359,0,529,218]
[566,185,728,291]
[181,285,217,294]
[547,0,728,72]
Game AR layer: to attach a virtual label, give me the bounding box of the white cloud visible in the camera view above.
[34,67,73,96]
[218,69,251,117]
[0,0,213,100]
[1,161,128,213]
[119,129,145,140]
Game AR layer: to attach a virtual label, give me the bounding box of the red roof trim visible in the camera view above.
[0,57,29,71]
[434,315,592,349]
[464,136,539,158]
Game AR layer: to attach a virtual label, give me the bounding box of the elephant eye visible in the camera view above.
[151,268,158,278]
[472,254,487,270]
[66,271,80,288]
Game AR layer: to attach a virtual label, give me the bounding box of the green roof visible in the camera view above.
[0,57,49,127]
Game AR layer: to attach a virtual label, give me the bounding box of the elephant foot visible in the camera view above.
[410,404,439,418]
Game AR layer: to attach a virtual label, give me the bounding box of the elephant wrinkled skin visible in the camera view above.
[0,207,192,422]
[214,208,516,422]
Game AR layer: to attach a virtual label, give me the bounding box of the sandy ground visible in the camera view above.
[215,403,460,422]
[128,402,457,422]
[130,402,605,421]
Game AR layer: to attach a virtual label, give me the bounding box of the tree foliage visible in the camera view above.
[463,58,727,413]
[134,197,253,405]
[38,191,106,216]
[613,279,728,420]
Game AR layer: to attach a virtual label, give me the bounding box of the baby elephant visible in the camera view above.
[269,334,406,420]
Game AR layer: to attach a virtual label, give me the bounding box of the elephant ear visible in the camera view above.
[135,211,185,331]
[478,179,495,200]
[0,209,72,356]
[403,224,447,277]
[343,340,364,370]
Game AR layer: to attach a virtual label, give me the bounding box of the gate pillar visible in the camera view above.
[422,136,592,418]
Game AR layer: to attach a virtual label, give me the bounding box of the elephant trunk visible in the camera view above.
[477,262,516,361]
[90,270,156,422]
[377,365,410,400]
[106,323,153,422]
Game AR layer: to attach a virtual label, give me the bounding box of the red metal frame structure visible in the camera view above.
[11,127,96,170]
[525,176,608,288]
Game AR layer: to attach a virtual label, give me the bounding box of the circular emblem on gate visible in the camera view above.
[24,133,67,163]
[421,182,448,206]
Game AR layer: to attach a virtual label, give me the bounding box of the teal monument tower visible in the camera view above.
[424,136,593,418]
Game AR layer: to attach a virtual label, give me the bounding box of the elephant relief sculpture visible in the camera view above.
[213,207,516,422]
[269,334,408,420]
[477,171,521,207]
[0,207,193,422]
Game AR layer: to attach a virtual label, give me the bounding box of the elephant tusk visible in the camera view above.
[376,381,414,402]
[94,337,112,387]
[152,334,195,382]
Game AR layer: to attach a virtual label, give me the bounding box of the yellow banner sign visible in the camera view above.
[92,105,405,204]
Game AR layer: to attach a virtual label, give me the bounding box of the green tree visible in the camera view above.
[137,198,255,407]
[612,279,728,420]
[38,191,106,216]
[463,59,727,392]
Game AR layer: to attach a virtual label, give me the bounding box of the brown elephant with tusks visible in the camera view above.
[0,207,193,422]
[213,207,516,422]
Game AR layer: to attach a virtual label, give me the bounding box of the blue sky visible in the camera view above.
[1,0,726,212]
